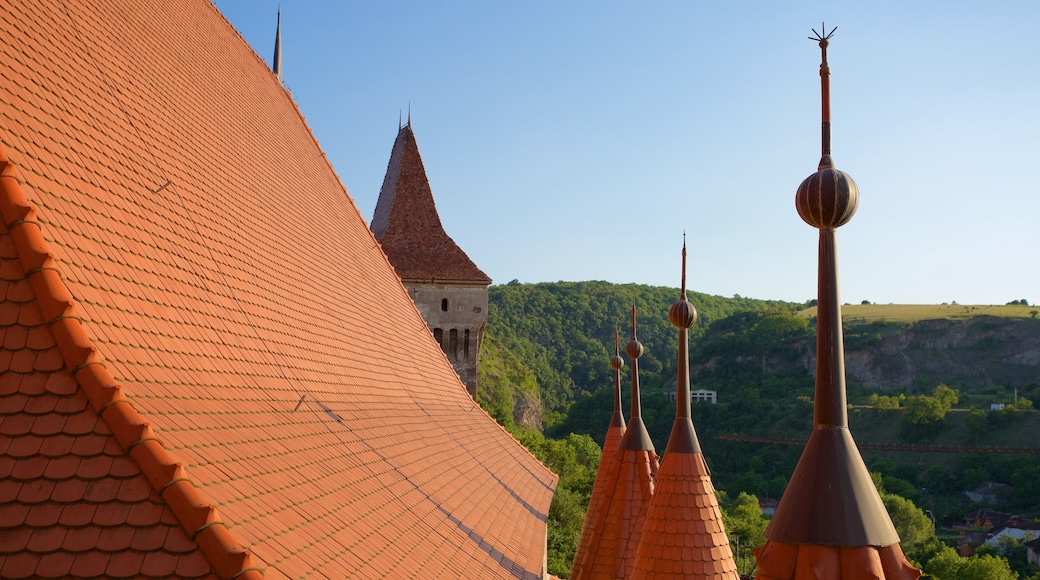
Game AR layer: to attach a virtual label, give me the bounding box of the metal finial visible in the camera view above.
[681,233,687,299]
[809,23,837,45]
[407,102,412,127]
[809,23,837,161]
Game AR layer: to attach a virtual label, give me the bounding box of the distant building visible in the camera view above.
[962,509,1013,530]
[371,124,492,399]
[965,481,1012,504]
[1025,537,1040,567]
[665,387,717,404]
[984,519,1040,548]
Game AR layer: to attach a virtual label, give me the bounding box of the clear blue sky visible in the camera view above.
[214,1,1039,306]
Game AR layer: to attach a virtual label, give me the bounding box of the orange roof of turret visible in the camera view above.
[630,242,737,579]
[571,309,659,579]
[371,125,492,284]
[0,1,553,578]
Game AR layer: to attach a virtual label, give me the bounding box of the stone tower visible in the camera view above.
[371,122,491,398]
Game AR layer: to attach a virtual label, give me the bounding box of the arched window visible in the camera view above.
[449,329,458,360]
[441,298,448,311]
[433,328,444,351]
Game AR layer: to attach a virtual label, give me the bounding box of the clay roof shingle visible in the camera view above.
[371,125,492,284]
[0,0,555,578]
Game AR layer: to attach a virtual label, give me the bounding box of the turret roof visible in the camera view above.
[371,125,492,284]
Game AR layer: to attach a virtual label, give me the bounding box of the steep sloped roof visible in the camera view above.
[371,125,492,284]
[569,334,626,576]
[572,313,659,580]
[0,226,216,579]
[630,248,737,579]
[0,1,555,578]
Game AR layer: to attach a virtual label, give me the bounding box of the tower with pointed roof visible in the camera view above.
[753,27,921,579]
[570,331,627,576]
[372,122,492,398]
[571,306,660,579]
[630,241,738,579]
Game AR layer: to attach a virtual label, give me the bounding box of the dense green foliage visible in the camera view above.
[477,280,1040,577]
[487,281,794,426]
[504,428,599,578]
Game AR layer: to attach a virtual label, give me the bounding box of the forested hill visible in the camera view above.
[483,280,797,426]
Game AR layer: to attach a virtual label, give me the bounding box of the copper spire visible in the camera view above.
[759,30,918,573]
[630,240,736,579]
[610,330,626,428]
[664,237,700,454]
[571,309,658,578]
[570,330,629,577]
[618,305,653,451]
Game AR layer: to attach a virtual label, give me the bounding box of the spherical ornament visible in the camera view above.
[626,339,643,360]
[795,157,859,229]
[610,354,625,370]
[669,299,697,329]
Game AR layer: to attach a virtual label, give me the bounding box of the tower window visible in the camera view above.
[433,328,444,350]
[441,298,448,311]
[449,329,458,360]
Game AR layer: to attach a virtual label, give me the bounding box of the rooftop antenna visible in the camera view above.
[272,6,283,85]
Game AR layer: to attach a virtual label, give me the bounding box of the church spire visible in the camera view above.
[272,7,283,84]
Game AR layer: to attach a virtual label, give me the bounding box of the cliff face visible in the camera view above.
[840,317,1040,392]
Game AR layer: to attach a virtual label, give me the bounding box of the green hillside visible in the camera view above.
[475,282,1040,577]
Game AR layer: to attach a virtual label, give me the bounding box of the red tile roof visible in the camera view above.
[572,315,660,580]
[630,251,737,579]
[570,335,626,577]
[630,451,736,580]
[0,0,555,578]
[371,125,492,284]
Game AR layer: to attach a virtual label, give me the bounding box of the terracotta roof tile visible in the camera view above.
[371,125,492,283]
[0,0,554,577]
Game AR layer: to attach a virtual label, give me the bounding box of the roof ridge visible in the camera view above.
[0,147,264,580]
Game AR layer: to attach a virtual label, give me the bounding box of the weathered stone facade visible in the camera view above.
[405,282,488,398]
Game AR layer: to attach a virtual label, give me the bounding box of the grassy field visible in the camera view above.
[798,303,1040,323]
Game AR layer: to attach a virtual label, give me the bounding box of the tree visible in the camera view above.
[923,545,1016,580]
[880,493,938,564]
[932,384,959,410]
[901,395,948,439]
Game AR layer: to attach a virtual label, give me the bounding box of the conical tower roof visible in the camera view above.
[571,307,659,579]
[371,124,491,284]
[630,241,738,579]
[754,26,921,580]
[570,331,627,576]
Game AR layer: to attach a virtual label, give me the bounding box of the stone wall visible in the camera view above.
[405,281,488,398]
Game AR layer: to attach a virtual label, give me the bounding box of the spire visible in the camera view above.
[756,27,921,580]
[629,241,737,580]
[663,235,700,454]
[272,7,283,84]
[571,307,658,579]
[618,305,653,451]
[569,330,628,577]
